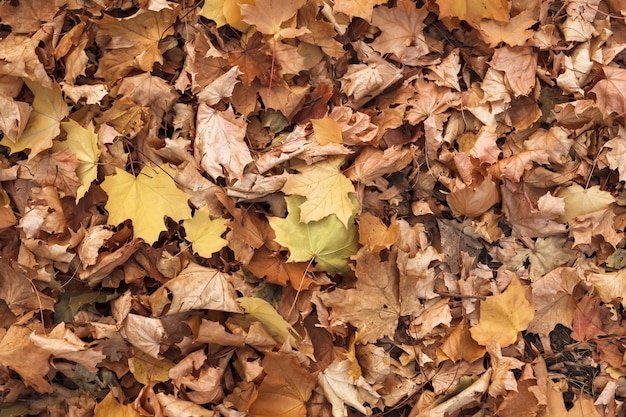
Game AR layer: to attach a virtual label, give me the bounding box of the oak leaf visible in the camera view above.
[470,276,535,347]
[268,195,359,273]
[100,164,192,244]
[0,80,69,158]
[282,157,356,227]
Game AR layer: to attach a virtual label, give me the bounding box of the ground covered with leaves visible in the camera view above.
[0,0,625,416]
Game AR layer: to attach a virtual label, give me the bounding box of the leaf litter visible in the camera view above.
[0,0,625,416]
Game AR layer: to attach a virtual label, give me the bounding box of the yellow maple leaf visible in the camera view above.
[183,206,228,258]
[556,183,616,223]
[199,0,251,32]
[53,120,101,202]
[282,157,356,227]
[0,80,69,158]
[469,276,535,347]
[436,0,509,28]
[237,297,298,347]
[100,164,192,244]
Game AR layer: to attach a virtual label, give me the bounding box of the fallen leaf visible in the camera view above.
[101,164,192,244]
[248,352,317,417]
[150,263,243,316]
[590,66,626,118]
[268,195,359,273]
[556,183,616,223]
[282,157,356,227]
[470,276,535,347]
[0,80,69,158]
[435,0,509,27]
[183,206,228,258]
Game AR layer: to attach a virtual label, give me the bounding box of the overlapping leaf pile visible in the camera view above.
[0,0,625,416]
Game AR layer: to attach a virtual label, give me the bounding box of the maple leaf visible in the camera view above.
[150,263,243,315]
[318,248,400,344]
[370,0,429,64]
[240,0,306,38]
[470,276,535,347]
[100,164,192,244]
[491,46,537,97]
[556,183,616,223]
[435,0,509,28]
[358,212,399,253]
[312,117,343,145]
[508,236,574,281]
[446,176,500,219]
[128,350,174,385]
[0,93,31,141]
[195,104,253,180]
[0,259,56,316]
[268,195,359,273]
[53,120,101,201]
[0,35,51,86]
[245,246,315,289]
[94,392,141,417]
[183,206,228,258]
[605,136,626,182]
[587,268,626,308]
[477,9,536,47]
[282,157,357,227]
[333,0,388,21]
[0,80,69,158]
[590,66,626,118]
[94,8,177,81]
[248,352,317,417]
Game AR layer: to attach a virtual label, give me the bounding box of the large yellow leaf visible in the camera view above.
[94,392,140,417]
[0,80,69,158]
[282,157,356,227]
[100,164,192,244]
[556,183,616,223]
[240,0,306,37]
[268,195,359,273]
[54,120,101,202]
[469,277,535,347]
[183,206,228,258]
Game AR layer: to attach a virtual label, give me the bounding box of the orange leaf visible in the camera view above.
[248,352,317,417]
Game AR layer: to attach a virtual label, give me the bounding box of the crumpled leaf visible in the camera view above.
[150,263,243,316]
[470,276,535,347]
[194,104,253,180]
[318,357,380,417]
[54,120,101,201]
[0,80,69,158]
[268,195,359,273]
[94,392,141,417]
[100,164,192,244]
[237,297,298,347]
